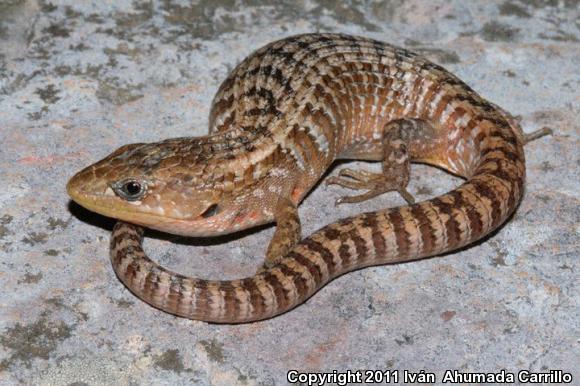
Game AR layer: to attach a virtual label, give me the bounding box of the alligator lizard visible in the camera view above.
[67,33,550,323]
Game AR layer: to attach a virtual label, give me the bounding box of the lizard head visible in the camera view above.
[67,140,269,236]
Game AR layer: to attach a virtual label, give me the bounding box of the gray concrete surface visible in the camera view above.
[0,0,578,385]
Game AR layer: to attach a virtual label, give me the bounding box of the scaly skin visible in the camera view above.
[67,33,548,323]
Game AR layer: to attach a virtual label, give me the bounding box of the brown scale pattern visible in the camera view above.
[107,33,532,322]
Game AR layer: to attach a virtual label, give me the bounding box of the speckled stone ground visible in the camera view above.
[0,0,578,385]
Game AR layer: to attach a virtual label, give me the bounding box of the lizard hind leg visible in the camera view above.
[326,118,424,206]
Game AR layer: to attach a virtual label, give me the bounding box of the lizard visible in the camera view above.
[66,33,550,323]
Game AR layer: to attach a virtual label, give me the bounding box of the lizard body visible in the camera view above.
[67,33,549,323]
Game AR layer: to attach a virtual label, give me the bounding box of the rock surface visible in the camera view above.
[0,0,578,384]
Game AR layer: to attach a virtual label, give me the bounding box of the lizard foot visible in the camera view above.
[326,168,414,205]
[524,127,552,145]
[326,118,428,206]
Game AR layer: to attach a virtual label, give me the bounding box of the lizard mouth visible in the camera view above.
[67,179,251,237]
[67,173,177,227]
[68,185,162,225]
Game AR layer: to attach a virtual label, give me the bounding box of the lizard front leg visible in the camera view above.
[327,119,429,205]
[260,196,301,270]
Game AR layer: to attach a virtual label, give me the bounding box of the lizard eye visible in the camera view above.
[200,203,220,218]
[113,179,146,201]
